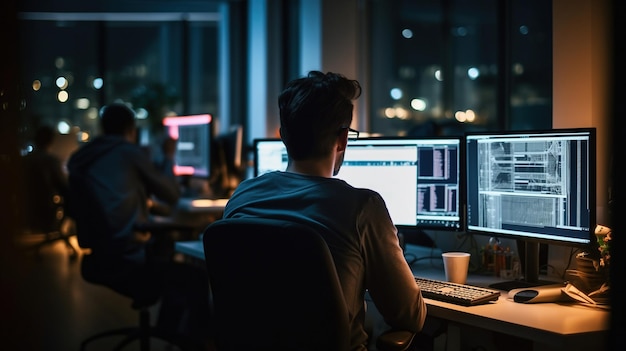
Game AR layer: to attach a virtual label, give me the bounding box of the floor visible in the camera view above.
[6,233,190,351]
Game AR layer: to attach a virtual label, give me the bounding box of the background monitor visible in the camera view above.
[215,125,243,172]
[464,128,596,290]
[213,125,244,196]
[163,114,213,178]
[253,138,288,177]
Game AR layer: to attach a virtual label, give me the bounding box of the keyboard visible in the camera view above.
[415,276,501,306]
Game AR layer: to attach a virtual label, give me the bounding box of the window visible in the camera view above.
[17,12,219,152]
[367,0,552,137]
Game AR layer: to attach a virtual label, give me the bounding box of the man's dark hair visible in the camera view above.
[278,71,361,160]
[99,103,136,135]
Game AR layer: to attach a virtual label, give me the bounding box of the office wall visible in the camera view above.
[553,0,612,224]
[549,0,613,277]
[298,0,364,128]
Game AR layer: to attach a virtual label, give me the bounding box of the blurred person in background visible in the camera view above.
[20,124,69,234]
[67,103,210,345]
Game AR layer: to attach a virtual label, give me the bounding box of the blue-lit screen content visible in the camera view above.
[465,130,594,245]
[253,138,461,229]
[176,123,211,178]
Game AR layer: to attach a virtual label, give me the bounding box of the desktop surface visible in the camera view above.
[179,197,229,212]
[153,196,228,238]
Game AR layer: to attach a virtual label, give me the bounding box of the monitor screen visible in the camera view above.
[339,137,462,230]
[464,128,596,288]
[252,136,463,230]
[163,114,213,178]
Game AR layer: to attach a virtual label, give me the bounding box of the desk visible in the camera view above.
[175,241,610,351]
[414,291,608,350]
[177,197,229,213]
[157,198,228,238]
[397,245,609,350]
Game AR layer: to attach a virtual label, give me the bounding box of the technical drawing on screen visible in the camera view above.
[465,128,595,246]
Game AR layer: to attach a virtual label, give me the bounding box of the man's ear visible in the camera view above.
[337,129,348,152]
[125,126,138,143]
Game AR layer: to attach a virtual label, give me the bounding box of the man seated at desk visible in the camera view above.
[221,71,428,351]
[67,102,210,344]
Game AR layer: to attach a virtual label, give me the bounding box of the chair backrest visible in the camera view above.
[202,217,350,351]
[67,169,111,249]
[66,138,123,249]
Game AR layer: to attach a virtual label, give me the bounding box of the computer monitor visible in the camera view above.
[464,128,596,290]
[214,125,244,194]
[252,136,463,230]
[163,114,213,178]
[339,137,462,230]
[216,125,243,171]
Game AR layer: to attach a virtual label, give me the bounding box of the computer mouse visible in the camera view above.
[508,284,566,303]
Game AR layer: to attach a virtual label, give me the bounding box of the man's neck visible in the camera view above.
[123,128,137,143]
[286,158,334,178]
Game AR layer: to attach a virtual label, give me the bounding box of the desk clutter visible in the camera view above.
[565,252,611,305]
[480,243,521,280]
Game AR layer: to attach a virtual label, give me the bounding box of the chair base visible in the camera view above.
[80,308,204,351]
[80,326,196,351]
[80,326,139,351]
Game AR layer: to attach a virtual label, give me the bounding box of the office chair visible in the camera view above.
[69,170,202,351]
[76,218,203,351]
[79,252,199,351]
[202,217,416,351]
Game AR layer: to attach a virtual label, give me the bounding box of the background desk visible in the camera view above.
[177,197,228,213]
[154,198,228,239]
[175,241,610,351]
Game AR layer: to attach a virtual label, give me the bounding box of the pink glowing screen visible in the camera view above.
[163,114,213,177]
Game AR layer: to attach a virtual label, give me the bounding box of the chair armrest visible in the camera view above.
[376,329,415,351]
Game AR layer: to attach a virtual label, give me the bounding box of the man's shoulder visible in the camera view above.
[69,137,140,166]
